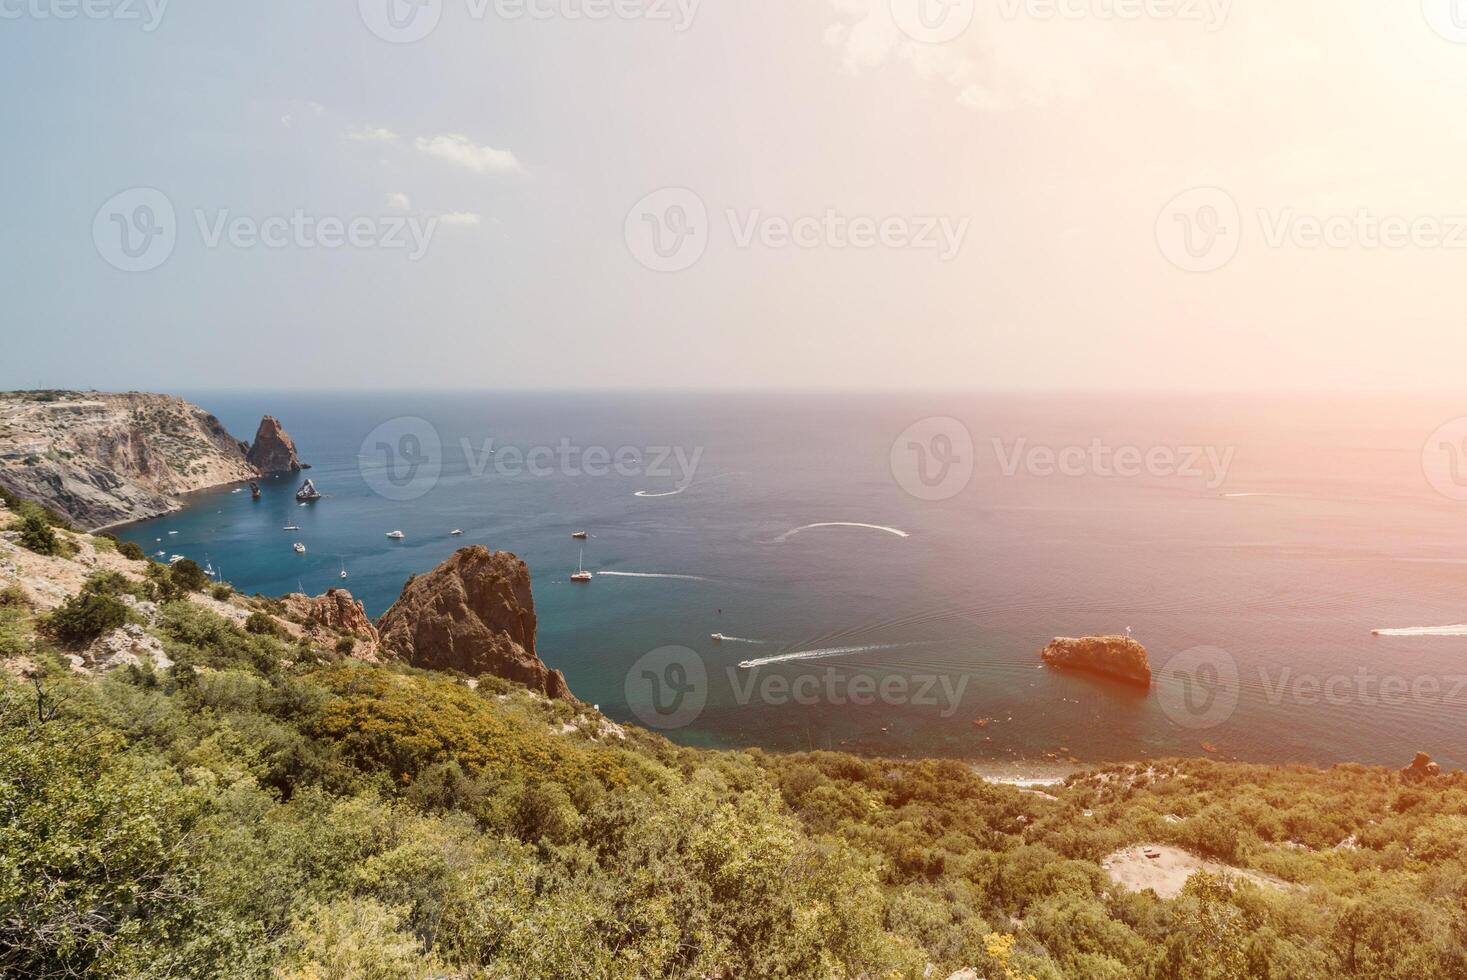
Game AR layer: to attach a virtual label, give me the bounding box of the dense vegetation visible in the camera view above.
[3,513,1466,976]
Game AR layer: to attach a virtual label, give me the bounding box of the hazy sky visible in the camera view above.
[4,0,1467,391]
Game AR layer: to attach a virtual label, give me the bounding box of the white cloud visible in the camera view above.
[438,211,483,226]
[415,134,523,174]
[346,126,400,143]
[386,192,412,211]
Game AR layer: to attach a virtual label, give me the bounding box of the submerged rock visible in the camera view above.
[245,416,302,475]
[1040,635,1152,688]
[376,546,575,701]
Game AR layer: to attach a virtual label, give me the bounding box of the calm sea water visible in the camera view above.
[117,391,1467,771]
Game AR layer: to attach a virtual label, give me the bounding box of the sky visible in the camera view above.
[4,0,1467,392]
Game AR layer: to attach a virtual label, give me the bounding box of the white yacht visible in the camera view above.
[386,531,406,540]
[293,542,306,555]
[570,546,593,583]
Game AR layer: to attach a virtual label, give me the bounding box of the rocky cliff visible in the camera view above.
[1041,635,1152,688]
[0,391,260,530]
[376,546,575,701]
[282,589,382,662]
[245,416,302,475]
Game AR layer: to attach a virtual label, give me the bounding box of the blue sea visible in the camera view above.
[117,391,1467,772]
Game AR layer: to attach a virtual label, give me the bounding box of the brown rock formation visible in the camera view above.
[282,588,381,662]
[245,416,302,475]
[0,391,258,530]
[376,546,575,700]
[1040,635,1152,688]
[1401,752,1442,783]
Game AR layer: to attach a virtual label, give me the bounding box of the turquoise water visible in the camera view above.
[117,391,1467,770]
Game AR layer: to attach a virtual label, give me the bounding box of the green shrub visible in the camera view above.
[334,636,356,656]
[15,505,60,557]
[209,583,233,602]
[117,540,147,562]
[43,591,128,645]
[169,559,208,593]
[245,612,282,637]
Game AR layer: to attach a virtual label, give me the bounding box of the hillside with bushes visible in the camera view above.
[2,498,1465,978]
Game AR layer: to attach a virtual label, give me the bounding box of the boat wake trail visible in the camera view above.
[634,486,691,498]
[713,635,767,644]
[1372,624,1467,637]
[772,522,910,543]
[598,571,708,582]
[738,642,911,669]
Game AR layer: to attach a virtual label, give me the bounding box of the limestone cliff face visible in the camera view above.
[376,546,575,701]
[1041,635,1152,688]
[282,589,381,662]
[245,416,302,475]
[0,391,258,530]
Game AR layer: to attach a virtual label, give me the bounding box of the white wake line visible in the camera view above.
[598,571,708,581]
[772,522,910,543]
[714,635,768,644]
[634,486,691,498]
[738,642,913,669]
[1373,624,1467,637]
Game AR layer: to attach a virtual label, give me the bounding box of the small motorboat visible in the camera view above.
[737,659,756,670]
[293,543,306,555]
[231,488,243,494]
[169,554,185,564]
[711,633,726,642]
[168,531,178,536]
[339,560,349,580]
[571,531,588,540]
[386,531,406,540]
[296,479,322,502]
[154,550,166,557]
[283,525,301,531]
[451,529,464,537]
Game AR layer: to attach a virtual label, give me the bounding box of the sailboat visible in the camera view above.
[570,545,593,583]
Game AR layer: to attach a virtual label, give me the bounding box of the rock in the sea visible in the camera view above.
[245,416,302,475]
[1401,751,1442,783]
[376,546,575,700]
[282,588,381,661]
[1040,635,1152,687]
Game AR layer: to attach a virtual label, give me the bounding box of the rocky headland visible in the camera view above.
[1040,635,1152,687]
[0,390,303,530]
[376,545,576,701]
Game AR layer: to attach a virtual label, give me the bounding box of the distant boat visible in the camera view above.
[295,479,322,502]
[293,543,306,554]
[169,554,185,564]
[572,531,588,540]
[711,633,726,642]
[283,525,301,532]
[154,550,165,557]
[386,531,406,540]
[230,488,243,494]
[168,531,178,536]
[571,546,593,583]
[451,529,464,537]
